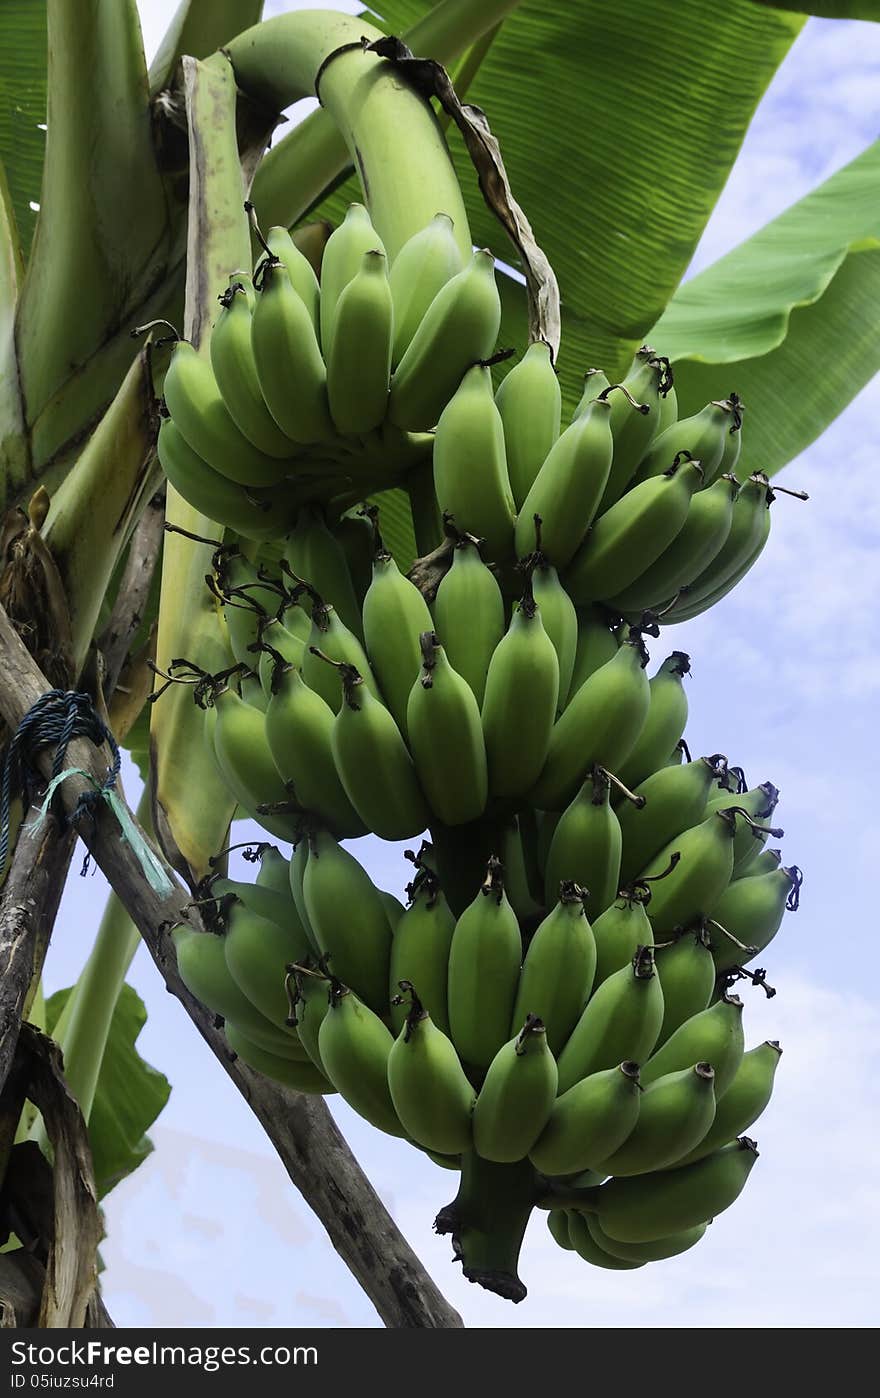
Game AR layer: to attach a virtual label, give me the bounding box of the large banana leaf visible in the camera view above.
[45,984,170,1199]
[650,140,880,476]
[754,2,879,16]
[0,0,46,255]
[373,0,803,385]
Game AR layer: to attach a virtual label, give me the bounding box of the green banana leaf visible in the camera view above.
[0,0,46,255]
[649,140,880,477]
[45,984,170,1200]
[753,2,880,17]
[372,0,803,383]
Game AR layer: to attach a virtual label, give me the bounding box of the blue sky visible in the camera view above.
[40,3,880,1328]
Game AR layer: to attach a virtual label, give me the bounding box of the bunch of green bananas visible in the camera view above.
[157,204,502,540]
[164,515,801,1295]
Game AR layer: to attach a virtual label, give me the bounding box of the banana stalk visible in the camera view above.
[229,9,473,260]
[150,53,251,887]
[249,0,525,233]
[41,349,161,675]
[0,159,28,510]
[15,0,173,477]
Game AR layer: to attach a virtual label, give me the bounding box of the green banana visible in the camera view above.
[556,946,664,1094]
[380,890,406,930]
[431,535,505,706]
[656,378,678,434]
[407,632,488,826]
[594,1063,716,1177]
[264,662,366,838]
[481,589,560,800]
[661,473,771,621]
[531,559,578,710]
[254,844,294,896]
[223,900,314,1033]
[301,598,379,712]
[327,661,429,841]
[501,817,544,924]
[543,767,623,916]
[568,605,619,696]
[210,683,302,842]
[654,924,716,1046]
[514,389,631,565]
[616,755,727,889]
[319,202,386,362]
[432,364,516,564]
[388,858,456,1035]
[265,224,321,336]
[530,1062,641,1177]
[529,632,650,812]
[738,847,783,878]
[615,653,690,792]
[209,877,291,933]
[706,780,781,874]
[472,1017,559,1163]
[566,1212,646,1269]
[163,340,292,486]
[591,887,655,989]
[287,966,332,1074]
[585,1215,706,1263]
[593,1137,759,1243]
[547,1210,575,1251]
[509,883,596,1054]
[224,1023,334,1093]
[564,457,704,605]
[284,506,363,639]
[334,507,375,605]
[361,547,434,737]
[251,256,334,444]
[673,1042,781,1167]
[256,615,307,696]
[240,671,269,712]
[708,864,802,973]
[447,859,524,1070]
[327,249,393,435]
[632,398,740,486]
[387,248,501,432]
[171,925,298,1054]
[597,351,671,511]
[608,474,739,616]
[636,809,739,934]
[209,276,297,456]
[156,418,296,542]
[389,212,463,367]
[288,839,317,955]
[572,368,610,420]
[317,983,405,1136]
[640,992,744,1095]
[214,553,282,667]
[495,341,561,508]
[302,831,392,1014]
[387,983,475,1154]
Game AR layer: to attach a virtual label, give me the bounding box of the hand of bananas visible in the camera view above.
[155,503,800,1298]
[157,204,501,537]
[157,201,806,625]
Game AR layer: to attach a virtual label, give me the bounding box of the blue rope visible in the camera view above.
[0,690,121,873]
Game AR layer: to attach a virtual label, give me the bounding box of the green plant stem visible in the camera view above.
[248,0,523,236]
[33,787,150,1133]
